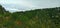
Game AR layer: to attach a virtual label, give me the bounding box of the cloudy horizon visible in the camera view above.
[0,0,60,12]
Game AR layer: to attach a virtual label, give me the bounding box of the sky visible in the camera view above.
[0,0,60,12]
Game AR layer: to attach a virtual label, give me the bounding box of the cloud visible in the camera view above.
[0,0,37,8]
[0,0,60,12]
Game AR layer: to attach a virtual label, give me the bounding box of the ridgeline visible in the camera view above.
[0,5,60,28]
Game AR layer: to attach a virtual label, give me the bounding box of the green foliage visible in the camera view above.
[0,5,60,28]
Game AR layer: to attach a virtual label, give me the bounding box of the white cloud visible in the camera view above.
[0,0,60,12]
[0,0,37,8]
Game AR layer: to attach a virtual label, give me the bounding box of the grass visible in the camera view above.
[0,5,60,28]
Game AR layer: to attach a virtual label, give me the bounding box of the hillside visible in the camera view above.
[0,5,60,28]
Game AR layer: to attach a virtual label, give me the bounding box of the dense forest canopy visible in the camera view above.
[0,5,60,28]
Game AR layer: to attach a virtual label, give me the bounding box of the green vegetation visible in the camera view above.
[0,5,60,28]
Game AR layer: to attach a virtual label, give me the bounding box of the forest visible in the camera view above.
[0,5,60,28]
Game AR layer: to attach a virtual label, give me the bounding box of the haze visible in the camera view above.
[0,0,60,12]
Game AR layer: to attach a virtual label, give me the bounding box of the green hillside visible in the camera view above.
[0,5,60,28]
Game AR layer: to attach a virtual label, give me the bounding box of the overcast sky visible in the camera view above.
[0,0,60,12]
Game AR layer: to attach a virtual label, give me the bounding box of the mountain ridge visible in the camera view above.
[0,5,60,28]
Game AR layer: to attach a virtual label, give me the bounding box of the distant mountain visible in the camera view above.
[0,5,60,28]
[0,5,6,14]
